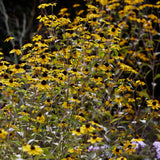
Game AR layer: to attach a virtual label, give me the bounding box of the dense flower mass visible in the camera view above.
[0,0,160,159]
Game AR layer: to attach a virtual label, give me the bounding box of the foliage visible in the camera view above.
[0,0,160,159]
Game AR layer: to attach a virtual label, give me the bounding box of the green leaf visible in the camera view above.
[137,90,150,99]
[154,74,160,80]
[111,118,121,123]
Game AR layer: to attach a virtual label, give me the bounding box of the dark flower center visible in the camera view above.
[93,136,97,139]
[41,80,46,85]
[116,148,120,152]
[42,72,48,77]
[52,66,57,70]
[72,68,77,72]
[4,75,8,79]
[114,25,118,28]
[86,124,90,128]
[38,113,42,117]
[0,130,1,133]
[14,44,19,49]
[104,63,109,67]
[9,79,13,83]
[94,75,98,79]
[15,64,20,69]
[31,145,35,150]
[94,63,99,67]
[62,71,67,75]
[76,128,80,132]
[152,101,156,105]
[73,95,77,99]
[128,145,132,149]
[112,28,116,32]
[47,99,50,102]
[99,33,104,37]
[79,113,84,117]
[41,55,45,59]
[0,63,3,66]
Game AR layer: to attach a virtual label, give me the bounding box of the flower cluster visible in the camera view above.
[153,141,160,159]
[0,0,160,159]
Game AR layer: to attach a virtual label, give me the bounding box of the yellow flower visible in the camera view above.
[9,49,22,55]
[99,0,108,5]
[123,140,136,155]
[0,129,8,139]
[147,99,160,110]
[72,128,82,136]
[3,78,21,87]
[10,64,25,74]
[38,3,49,9]
[22,43,33,50]
[37,114,45,123]
[68,148,74,153]
[108,25,121,37]
[80,124,95,134]
[73,4,80,8]
[32,34,42,41]
[36,80,50,91]
[112,147,122,156]
[44,99,53,105]
[74,115,86,122]
[131,137,144,142]
[22,144,43,155]
[87,136,103,144]
[58,121,68,128]
[4,36,14,42]
[0,61,7,70]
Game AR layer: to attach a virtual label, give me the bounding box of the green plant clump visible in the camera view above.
[0,0,160,159]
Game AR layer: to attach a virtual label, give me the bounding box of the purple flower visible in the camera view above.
[93,146,100,151]
[131,140,146,150]
[88,145,94,152]
[153,141,160,149]
[157,150,160,159]
[153,141,160,159]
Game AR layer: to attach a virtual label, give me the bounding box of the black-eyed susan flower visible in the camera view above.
[22,144,43,155]
[72,128,82,136]
[58,121,68,128]
[32,34,42,41]
[112,147,122,156]
[37,54,51,64]
[37,113,45,123]
[4,78,21,87]
[44,99,53,105]
[74,114,86,122]
[80,123,95,134]
[9,48,22,55]
[0,129,8,139]
[123,140,136,155]
[0,61,8,70]
[69,95,80,103]
[87,135,103,144]
[108,25,121,37]
[10,64,25,74]
[21,43,33,50]
[147,99,160,110]
[37,80,50,91]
